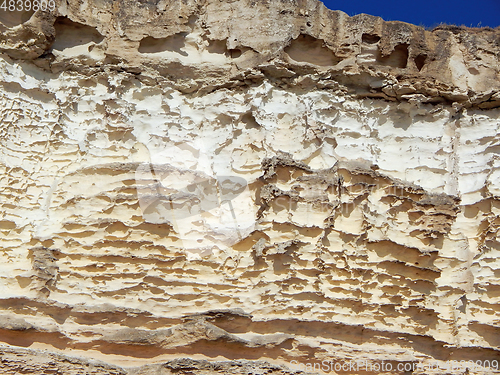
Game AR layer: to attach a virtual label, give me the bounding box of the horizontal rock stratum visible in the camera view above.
[0,0,499,374]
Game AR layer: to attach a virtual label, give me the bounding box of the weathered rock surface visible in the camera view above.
[0,0,499,374]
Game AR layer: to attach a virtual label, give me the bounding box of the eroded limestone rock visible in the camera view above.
[0,0,499,374]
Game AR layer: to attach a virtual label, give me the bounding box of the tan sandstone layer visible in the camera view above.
[0,0,499,374]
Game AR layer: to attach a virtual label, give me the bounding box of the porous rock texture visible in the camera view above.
[0,0,500,374]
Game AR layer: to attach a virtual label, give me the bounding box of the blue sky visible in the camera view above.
[322,0,500,28]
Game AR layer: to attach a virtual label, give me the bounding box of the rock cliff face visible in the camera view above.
[0,0,500,374]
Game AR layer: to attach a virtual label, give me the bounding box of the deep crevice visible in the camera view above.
[377,43,409,68]
[285,34,340,66]
[52,17,104,51]
[362,33,381,44]
[415,54,427,71]
[138,33,188,55]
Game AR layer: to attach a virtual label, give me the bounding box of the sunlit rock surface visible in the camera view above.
[0,0,499,374]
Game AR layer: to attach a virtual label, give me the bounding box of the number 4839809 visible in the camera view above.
[0,0,56,11]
